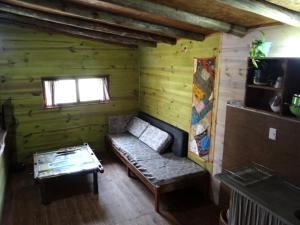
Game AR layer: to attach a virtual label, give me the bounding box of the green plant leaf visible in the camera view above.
[249,30,269,68]
[260,31,266,42]
[251,58,258,68]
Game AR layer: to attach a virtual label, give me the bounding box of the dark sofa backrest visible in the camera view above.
[138,112,188,157]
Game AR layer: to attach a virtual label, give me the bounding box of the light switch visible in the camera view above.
[269,128,277,141]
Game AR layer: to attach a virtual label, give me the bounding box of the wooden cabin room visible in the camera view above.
[0,1,300,225]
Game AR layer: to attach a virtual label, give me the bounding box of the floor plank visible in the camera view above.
[1,153,219,225]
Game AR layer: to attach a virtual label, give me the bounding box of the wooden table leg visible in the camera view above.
[127,167,130,177]
[40,181,49,205]
[154,187,161,213]
[93,171,98,194]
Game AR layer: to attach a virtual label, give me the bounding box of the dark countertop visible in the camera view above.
[216,173,300,225]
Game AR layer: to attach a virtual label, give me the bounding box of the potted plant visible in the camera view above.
[249,31,272,85]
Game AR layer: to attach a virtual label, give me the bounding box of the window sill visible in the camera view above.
[44,100,110,109]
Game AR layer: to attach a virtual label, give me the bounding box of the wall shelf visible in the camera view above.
[245,57,300,118]
[246,84,282,92]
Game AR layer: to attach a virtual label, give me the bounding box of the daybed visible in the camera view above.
[105,112,208,212]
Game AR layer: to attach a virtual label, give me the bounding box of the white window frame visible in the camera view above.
[42,75,110,108]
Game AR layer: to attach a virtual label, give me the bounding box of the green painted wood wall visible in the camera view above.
[0,21,220,169]
[138,34,221,169]
[0,24,139,162]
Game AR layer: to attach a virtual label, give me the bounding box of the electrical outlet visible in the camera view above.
[269,128,277,141]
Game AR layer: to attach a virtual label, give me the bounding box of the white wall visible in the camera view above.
[212,25,300,204]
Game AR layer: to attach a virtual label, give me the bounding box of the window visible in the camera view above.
[42,76,110,107]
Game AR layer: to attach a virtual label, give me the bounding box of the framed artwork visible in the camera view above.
[189,57,216,162]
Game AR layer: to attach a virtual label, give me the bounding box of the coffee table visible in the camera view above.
[33,143,104,204]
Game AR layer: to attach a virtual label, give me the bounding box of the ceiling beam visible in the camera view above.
[217,0,300,27]
[0,2,176,45]
[0,12,157,47]
[0,18,136,48]
[1,0,205,41]
[72,0,247,37]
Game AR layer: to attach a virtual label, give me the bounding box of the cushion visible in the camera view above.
[138,112,188,157]
[126,117,149,138]
[108,114,135,134]
[139,125,171,154]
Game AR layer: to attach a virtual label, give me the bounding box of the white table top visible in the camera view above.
[34,143,103,180]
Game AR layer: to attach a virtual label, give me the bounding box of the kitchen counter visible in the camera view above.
[216,173,300,225]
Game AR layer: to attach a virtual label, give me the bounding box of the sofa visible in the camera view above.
[106,112,208,212]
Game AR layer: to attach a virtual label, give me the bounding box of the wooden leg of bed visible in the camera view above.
[127,168,138,179]
[154,188,160,213]
[127,167,130,177]
[105,136,110,152]
[201,173,210,201]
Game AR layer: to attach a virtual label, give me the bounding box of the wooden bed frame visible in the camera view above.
[105,136,209,212]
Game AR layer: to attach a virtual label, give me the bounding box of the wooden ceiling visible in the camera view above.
[266,0,300,12]
[151,0,277,28]
[0,0,298,48]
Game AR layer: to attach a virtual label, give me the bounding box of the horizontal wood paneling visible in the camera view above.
[138,34,221,169]
[0,23,139,162]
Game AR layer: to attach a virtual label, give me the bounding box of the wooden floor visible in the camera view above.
[1,153,219,225]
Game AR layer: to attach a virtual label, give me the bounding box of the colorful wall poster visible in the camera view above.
[189,57,216,162]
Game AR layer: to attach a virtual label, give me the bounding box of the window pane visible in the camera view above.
[53,80,77,104]
[44,81,53,107]
[78,78,109,102]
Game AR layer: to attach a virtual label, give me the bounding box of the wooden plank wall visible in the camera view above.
[213,24,300,204]
[223,105,300,185]
[0,108,7,223]
[138,34,221,169]
[0,152,5,223]
[0,23,139,163]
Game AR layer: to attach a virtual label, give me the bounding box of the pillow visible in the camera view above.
[108,114,135,134]
[139,125,171,154]
[126,117,149,138]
